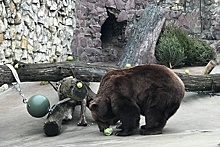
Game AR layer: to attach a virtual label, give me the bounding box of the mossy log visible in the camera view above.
[1,61,220,92]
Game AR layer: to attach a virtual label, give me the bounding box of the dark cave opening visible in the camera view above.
[100,10,127,60]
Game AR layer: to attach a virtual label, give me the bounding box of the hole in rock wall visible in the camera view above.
[101,10,127,61]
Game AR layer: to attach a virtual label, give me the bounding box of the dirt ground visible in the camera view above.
[1,65,220,147]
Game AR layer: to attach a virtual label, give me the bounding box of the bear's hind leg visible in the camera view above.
[140,107,167,135]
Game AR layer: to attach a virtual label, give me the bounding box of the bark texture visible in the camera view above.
[1,61,220,92]
[117,5,166,67]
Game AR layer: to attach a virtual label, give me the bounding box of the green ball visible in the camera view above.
[67,56,73,61]
[184,69,190,74]
[27,94,50,118]
[125,63,131,68]
[104,128,113,136]
[76,82,83,88]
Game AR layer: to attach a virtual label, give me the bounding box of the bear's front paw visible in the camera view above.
[140,128,162,135]
[115,129,134,136]
[116,123,123,129]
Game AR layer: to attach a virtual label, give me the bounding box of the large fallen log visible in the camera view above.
[1,61,220,92]
[0,61,117,85]
[175,73,220,92]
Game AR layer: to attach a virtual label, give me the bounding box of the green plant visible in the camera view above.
[156,27,185,68]
[156,25,216,68]
[184,38,216,66]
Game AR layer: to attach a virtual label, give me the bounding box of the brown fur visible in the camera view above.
[89,64,185,136]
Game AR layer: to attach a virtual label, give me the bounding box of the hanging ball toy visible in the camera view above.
[27,94,50,118]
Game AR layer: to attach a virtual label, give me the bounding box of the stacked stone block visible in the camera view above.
[0,0,76,64]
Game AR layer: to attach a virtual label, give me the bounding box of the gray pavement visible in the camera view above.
[1,66,220,147]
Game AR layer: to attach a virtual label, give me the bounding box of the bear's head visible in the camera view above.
[89,97,117,132]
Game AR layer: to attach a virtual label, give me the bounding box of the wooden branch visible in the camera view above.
[202,59,217,75]
[1,61,220,92]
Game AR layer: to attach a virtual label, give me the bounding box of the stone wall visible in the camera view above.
[71,0,150,63]
[164,0,220,40]
[0,0,220,64]
[0,0,76,64]
[71,0,220,63]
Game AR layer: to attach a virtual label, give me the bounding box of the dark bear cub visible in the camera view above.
[89,64,185,136]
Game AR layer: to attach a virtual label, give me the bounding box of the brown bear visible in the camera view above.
[89,64,185,136]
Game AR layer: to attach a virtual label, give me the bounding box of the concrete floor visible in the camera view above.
[1,66,220,147]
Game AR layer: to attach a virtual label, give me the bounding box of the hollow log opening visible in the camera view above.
[101,10,127,61]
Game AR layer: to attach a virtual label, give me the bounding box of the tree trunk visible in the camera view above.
[117,5,166,67]
[1,61,220,92]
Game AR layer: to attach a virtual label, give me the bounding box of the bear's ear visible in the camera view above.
[89,102,99,111]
